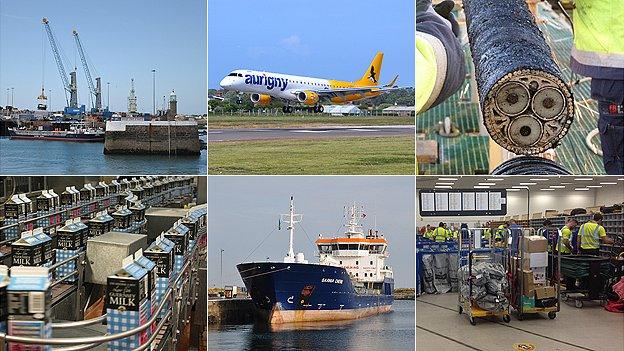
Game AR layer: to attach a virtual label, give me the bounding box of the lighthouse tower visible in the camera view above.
[168,89,177,118]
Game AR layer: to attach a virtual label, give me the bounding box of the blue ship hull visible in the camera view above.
[237,262,394,324]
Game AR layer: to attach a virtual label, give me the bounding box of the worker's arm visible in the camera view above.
[599,227,614,245]
[562,228,573,251]
[416,0,466,114]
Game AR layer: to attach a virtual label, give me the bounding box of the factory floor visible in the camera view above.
[416,293,624,351]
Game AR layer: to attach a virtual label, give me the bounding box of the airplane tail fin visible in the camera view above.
[384,75,399,88]
[354,52,383,86]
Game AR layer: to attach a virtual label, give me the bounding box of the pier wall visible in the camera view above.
[104,121,201,155]
[208,298,256,325]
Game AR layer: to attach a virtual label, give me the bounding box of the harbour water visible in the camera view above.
[208,299,415,351]
[0,138,207,174]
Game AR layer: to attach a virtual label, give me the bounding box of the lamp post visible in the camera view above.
[152,69,156,116]
[107,82,110,110]
[220,249,225,290]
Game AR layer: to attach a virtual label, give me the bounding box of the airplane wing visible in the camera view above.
[290,75,401,100]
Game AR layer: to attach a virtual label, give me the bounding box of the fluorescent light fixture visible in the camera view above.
[486,178,503,181]
[435,185,452,189]
[600,182,617,185]
[574,178,593,181]
[618,178,624,181]
[436,182,454,185]
[512,186,529,189]
[473,185,490,189]
[530,178,550,181]
[586,185,602,188]
[574,188,589,191]
[478,183,496,186]
[540,188,555,191]
[507,189,521,192]
[438,178,458,181]
[549,185,565,188]
[519,183,537,186]
[561,182,573,185]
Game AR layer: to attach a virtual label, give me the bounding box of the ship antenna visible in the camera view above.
[281,196,302,263]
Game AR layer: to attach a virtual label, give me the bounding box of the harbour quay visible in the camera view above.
[104,120,202,155]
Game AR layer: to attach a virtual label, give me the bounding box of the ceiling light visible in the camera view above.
[473,185,490,189]
[540,188,555,191]
[436,182,454,185]
[478,183,496,186]
[512,186,529,189]
[549,185,565,188]
[438,178,458,181]
[561,182,573,185]
[600,182,617,185]
[574,188,589,191]
[519,183,537,186]
[507,189,521,192]
[574,178,593,181]
[586,185,602,188]
[435,185,452,189]
[486,178,503,181]
[618,178,624,181]
[530,178,550,181]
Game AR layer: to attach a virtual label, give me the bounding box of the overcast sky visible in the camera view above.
[208,176,415,288]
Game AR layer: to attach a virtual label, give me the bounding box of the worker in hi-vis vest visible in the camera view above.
[559,218,578,255]
[416,0,466,114]
[433,222,448,242]
[578,213,613,256]
[570,0,624,174]
[424,224,434,239]
[495,223,507,242]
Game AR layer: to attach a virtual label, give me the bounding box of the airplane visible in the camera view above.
[219,52,400,113]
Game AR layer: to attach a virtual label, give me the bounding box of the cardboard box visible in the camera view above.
[529,252,548,268]
[532,267,547,284]
[522,235,548,253]
[520,269,535,295]
[513,257,530,271]
[533,285,556,299]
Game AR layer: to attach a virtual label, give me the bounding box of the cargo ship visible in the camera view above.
[237,197,394,324]
[8,122,104,142]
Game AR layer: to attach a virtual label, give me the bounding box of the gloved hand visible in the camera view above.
[434,0,461,37]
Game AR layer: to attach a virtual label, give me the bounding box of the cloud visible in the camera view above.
[280,35,310,56]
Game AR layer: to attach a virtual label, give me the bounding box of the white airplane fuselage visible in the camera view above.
[220,70,341,101]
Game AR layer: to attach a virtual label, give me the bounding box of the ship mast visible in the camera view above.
[281,196,302,263]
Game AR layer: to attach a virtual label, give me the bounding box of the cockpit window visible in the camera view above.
[238,74,243,77]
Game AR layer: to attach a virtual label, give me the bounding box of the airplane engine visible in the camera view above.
[250,93,272,106]
[297,91,319,105]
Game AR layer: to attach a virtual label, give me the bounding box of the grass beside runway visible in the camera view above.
[208,136,415,175]
[208,114,414,129]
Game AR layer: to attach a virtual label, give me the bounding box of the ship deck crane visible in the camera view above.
[42,18,79,113]
[73,30,102,112]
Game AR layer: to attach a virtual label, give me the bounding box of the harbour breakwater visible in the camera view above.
[104,120,201,155]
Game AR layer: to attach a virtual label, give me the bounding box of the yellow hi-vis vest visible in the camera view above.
[495,225,505,240]
[433,227,447,242]
[571,0,624,75]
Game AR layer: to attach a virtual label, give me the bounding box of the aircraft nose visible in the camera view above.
[220,77,232,89]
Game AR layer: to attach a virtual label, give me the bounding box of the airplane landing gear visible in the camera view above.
[236,98,242,104]
[282,105,293,113]
[313,105,324,113]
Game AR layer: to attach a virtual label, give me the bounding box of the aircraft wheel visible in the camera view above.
[286,106,293,113]
[318,105,324,113]
[236,98,242,105]
[282,106,288,113]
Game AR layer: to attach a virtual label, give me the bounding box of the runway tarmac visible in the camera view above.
[208,125,415,142]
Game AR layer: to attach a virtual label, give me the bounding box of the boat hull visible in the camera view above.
[237,262,394,324]
[8,131,104,142]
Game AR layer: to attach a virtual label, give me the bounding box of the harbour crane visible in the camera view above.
[73,30,102,112]
[42,18,80,113]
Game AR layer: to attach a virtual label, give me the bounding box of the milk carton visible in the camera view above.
[56,220,84,283]
[3,195,23,241]
[133,249,157,335]
[11,231,43,267]
[106,256,149,350]
[7,266,52,351]
[144,235,174,318]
